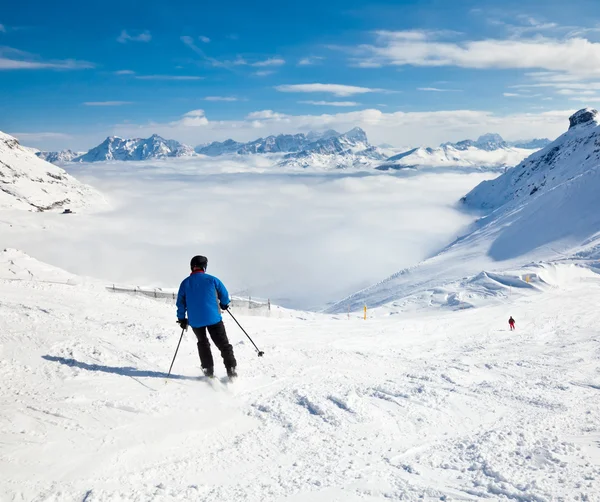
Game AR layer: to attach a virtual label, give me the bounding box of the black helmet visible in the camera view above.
[190,255,208,271]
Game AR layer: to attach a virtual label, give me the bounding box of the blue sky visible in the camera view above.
[2,0,600,150]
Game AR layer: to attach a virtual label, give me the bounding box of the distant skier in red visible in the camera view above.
[509,316,516,331]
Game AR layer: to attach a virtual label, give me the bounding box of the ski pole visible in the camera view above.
[226,309,264,357]
[165,327,185,383]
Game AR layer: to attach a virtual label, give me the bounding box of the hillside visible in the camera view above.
[328,109,600,313]
[1,250,599,501]
[0,131,103,211]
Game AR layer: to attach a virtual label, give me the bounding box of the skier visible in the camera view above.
[508,316,516,331]
[176,255,237,379]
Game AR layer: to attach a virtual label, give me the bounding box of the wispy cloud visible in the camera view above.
[135,75,204,80]
[275,83,381,97]
[503,92,542,98]
[353,30,600,78]
[83,101,133,106]
[181,36,283,70]
[0,24,5,33]
[254,70,276,77]
[556,89,597,96]
[0,47,94,70]
[298,56,325,66]
[199,35,210,43]
[204,96,238,102]
[299,100,360,107]
[417,87,462,92]
[11,132,73,141]
[252,58,285,67]
[114,70,135,75]
[117,30,151,43]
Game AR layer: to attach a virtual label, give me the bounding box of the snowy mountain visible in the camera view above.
[0,131,103,211]
[462,108,600,211]
[377,144,533,171]
[329,109,600,313]
[442,133,508,151]
[510,138,552,149]
[76,134,194,162]
[277,127,388,169]
[36,149,82,164]
[195,130,340,156]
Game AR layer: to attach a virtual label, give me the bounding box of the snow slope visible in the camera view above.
[76,134,194,162]
[329,109,600,313]
[1,251,599,501]
[0,131,104,211]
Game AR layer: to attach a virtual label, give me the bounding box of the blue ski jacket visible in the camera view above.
[176,270,231,328]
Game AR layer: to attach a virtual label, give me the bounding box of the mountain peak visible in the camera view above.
[343,127,368,143]
[569,108,600,129]
[477,133,504,144]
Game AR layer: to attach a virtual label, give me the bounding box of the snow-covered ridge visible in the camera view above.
[377,132,541,171]
[195,129,341,156]
[75,134,194,163]
[36,149,83,164]
[0,131,104,211]
[328,109,600,313]
[462,107,600,210]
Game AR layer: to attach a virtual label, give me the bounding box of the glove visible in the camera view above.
[220,303,229,311]
[177,318,188,330]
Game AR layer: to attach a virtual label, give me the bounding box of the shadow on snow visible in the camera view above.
[42,355,198,381]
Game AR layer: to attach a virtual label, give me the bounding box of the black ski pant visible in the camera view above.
[192,321,237,370]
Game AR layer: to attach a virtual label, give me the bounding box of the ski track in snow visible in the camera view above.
[1,273,600,501]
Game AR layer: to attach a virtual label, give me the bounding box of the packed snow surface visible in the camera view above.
[0,250,599,501]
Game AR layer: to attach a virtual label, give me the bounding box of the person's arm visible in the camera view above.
[215,277,231,308]
[176,281,187,320]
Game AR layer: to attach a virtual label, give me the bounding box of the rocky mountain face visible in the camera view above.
[195,130,340,156]
[277,128,388,169]
[75,134,194,162]
[0,131,103,211]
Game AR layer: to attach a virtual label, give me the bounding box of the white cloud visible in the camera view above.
[298,56,325,66]
[83,101,133,106]
[569,97,600,102]
[252,58,285,67]
[199,35,210,43]
[355,31,600,78]
[503,92,542,98]
[253,70,275,77]
[556,89,597,96]
[204,96,238,101]
[299,101,360,107]
[135,75,204,80]
[0,47,94,70]
[11,132,73,141]
[117,30,151,43]
[0,24,5,33]
[275,83,381,97]
[245,110,287,120]
[114,70,135,75]
[418,87,462,92]
[177,109,209,127]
